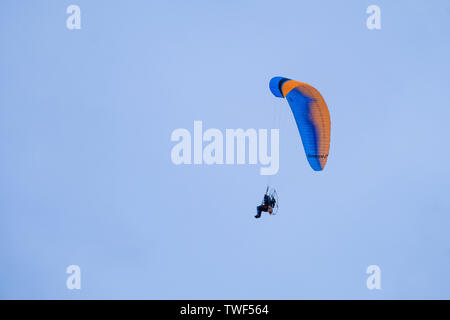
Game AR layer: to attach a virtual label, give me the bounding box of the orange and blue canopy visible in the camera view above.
[270,77,331,171]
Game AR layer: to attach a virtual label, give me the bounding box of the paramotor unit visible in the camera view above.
[266,186,279,215]
[255,186,279,219]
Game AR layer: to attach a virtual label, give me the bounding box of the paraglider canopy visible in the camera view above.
[269,76,331,171]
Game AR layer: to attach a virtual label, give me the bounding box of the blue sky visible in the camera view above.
[1,0,450,299]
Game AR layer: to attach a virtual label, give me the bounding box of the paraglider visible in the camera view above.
[253,77,330,220]
[269,77,331,171]
[255,186,278,219]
